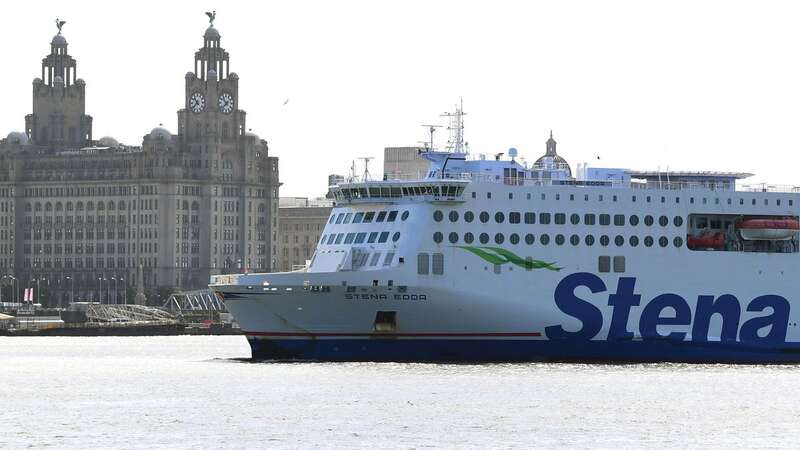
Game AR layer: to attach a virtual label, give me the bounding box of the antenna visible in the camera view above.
[359,157,374,181]
[348,160,357,182]
[441,98,467,153]
[420,124,441,151]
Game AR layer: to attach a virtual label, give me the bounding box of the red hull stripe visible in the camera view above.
[244,331,542,337]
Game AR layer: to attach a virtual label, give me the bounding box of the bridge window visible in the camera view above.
[344,233,356,244]
[387,211,398,222]
[352,212,364,223]
[378,232,389,243]
[363,212,375,223]
[354,233,366,244]
[367,232,378,243]
[343,213,352,224]
[376,211,387,222]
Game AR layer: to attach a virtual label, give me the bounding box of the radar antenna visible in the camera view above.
[359,157,374,181]
[441,98,467,153]
[348,160,357,183]
[420,124,442,152]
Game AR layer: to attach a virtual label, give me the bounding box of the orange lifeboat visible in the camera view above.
[687,232,725,250]
[738,218,800,241]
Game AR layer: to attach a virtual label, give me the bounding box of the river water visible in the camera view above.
[0,336,797,449]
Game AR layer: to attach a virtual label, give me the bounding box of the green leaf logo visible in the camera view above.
[457,246,561,271]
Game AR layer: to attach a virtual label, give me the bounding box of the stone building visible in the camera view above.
[383,147,428,180]
[0,19,280,306]
[277,198,332,272]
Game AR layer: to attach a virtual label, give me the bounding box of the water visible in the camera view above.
[1,336,798,449]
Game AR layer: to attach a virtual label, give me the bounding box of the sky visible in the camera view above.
[2,0,800,196]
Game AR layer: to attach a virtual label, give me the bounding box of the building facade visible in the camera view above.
[277,199,332,272]
[383,147,428,180]
[0,19,280,306]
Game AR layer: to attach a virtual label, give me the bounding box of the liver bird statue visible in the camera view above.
[56,18,66,33]
[205,11,216,26]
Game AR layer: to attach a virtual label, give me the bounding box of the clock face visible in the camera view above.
[190,92,205,113]
[219,93,234,114]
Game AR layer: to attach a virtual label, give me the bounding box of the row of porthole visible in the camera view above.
[433,231,682,248]
[433,210,683,227]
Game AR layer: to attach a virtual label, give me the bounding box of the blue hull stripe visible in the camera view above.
[247,337,800,363]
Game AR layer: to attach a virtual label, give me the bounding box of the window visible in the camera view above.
[367,232,379,243]
[448,232,459,244]
[510,212,521,224]
[555,234,565,245]
[401,211,409,221]
[510,233,520,244]
[343,213,352,224]
[598,256,610,273]
[644,215,654,226]
[495,212,505,223]
[644,236,654,247]
[555,213,566,225]
[480,212,490,223]
[600,235,610,246]
[525,233,535,245]
[464,232,474,244]
[539,213,551,224]
[584,214,596,225]
[674,216,684,227]
[369,252,382,266]
[432,253,444,275]
[599,214,610,226]
[629,215,639,226]
[392,232,400,242]
[464,211,474,223]
[378,232,389,243]
[449,211,459,222]
[659,216,669,227]
[570,234,580,246]
[479,233,490,244]
[383,252,395,266]
[376,211,387,222]
[344,233,356,244]
[495,233,505,244]
[363,212,375,223]
[614,235,624,247]
[629,236,639,247]
[387,211,398,222]
[585,235,595,246]
[674,236,683,248]
[352,212,364,223]
[540,234,550,245]
[354,232,366,244]
[433,210,443,222]
[613,256,625,273]
[524,212,536,224]
[570,214,580,225]
[335,234,344,244]
[613,215,625,226]
[417,253,429,275]
[659,236,669,247]
[335,213,344,224]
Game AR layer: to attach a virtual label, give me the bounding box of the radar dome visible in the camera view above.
[149,126,172,140]
[98,136,119,147]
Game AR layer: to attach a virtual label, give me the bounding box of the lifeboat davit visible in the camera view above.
[687,232,725,250]
[738,218,800,241]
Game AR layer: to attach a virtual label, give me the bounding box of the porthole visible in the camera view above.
[600,235,610,246]
[570,214,580,225]
[392,232,400,242]
[673,216,684,227]
[585,235,595,246]
[629,235,639,247]
[510,233,520,245]
[464,232,474,244]
[449,211,459,223]
[464,211,474,223]
[401,211,409,221]
[629,215,639,226]
[540,234,550,245]
[674,236,683,248]
[659,215,669,227]
[555,234,565,245]
[525,233,535,245]
[433,210,443,222]
[448,232,459,244]
[433,232,443,243]
[570,234,580,246]
[644,236,654,247]
[479,233,490,244]
[495,212,505,223]
[644,215,654,226]
[659,236,668,247]
[614,235,624,247]
[480,212,490,223]
[495,233,505,244]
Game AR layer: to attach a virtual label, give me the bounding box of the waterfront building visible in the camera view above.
[0,18,280,306]
[383,147,428,180]
[277,198,332,272]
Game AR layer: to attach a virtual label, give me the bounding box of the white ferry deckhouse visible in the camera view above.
[212,106,800,363]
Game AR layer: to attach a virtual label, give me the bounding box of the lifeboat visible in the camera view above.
[738,218,800,241]
[687,232,725,250]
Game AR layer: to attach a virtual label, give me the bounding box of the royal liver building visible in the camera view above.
[0,17,280,305]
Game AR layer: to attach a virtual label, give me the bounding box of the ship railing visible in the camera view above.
[740,183,800,193]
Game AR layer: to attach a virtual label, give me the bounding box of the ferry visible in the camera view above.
[211,106,800,363]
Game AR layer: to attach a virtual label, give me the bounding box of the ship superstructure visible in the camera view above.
[212,107,800,363]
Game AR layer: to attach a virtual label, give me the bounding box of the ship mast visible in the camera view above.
[441,98,467,153]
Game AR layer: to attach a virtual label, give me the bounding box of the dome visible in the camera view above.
[75,78,85,86]
[207,69,218,81]
[185,71,196,79]
[204,26,220,40]
[98,136,119,147]
[149,126,172,140]
[51,33,67,46]
[228,72,239,80]
[245,131,260,141]
[533,131,572,176]
[6,132,29,145]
